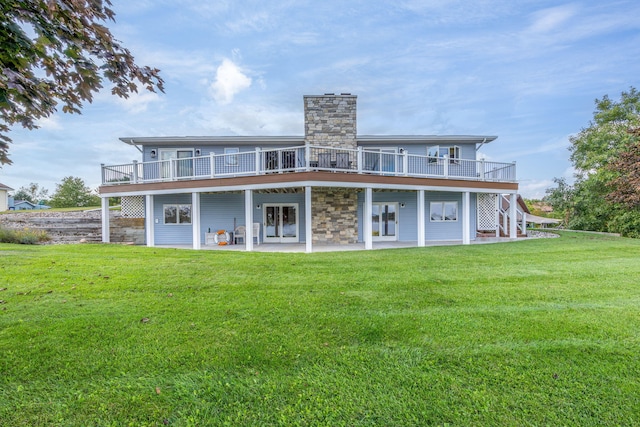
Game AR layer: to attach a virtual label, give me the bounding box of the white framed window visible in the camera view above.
[224,147,239,166]
[430,201,458,222]
[427,146,460,164]
[163,204,192,225]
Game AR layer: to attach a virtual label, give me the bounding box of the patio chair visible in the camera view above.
[234,225,246,244]
[318,152,332,169]
[336,152,350,170]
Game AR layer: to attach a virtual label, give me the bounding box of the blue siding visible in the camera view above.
[201,193,245,243]
[357,191,478,242]
[153,191,308,245]
[424,193,461,241]
[154,194,193,244]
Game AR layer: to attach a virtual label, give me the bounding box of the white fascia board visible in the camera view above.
[356,135,498,145]
[120,136,305,147]
[102,180,517,197]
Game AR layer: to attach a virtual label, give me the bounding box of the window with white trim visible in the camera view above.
[430,201,458,222]
[224,147,239,165]
[427,146,460,164]
[164,204,192,224]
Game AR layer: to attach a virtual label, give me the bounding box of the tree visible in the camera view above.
[554,87,640,236]
[543,177,574,224]
[11,182,49,203]
[570,87,640,174]
[607,138,640,209]
[49,176,99,207]
[0,0,164,165]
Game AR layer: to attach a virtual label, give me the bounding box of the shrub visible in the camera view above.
[0,227,51,244]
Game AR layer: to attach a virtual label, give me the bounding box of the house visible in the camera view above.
[0,183,13,212]
[11,199,51,210]
[98,93,523,252]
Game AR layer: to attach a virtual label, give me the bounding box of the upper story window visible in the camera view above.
[427,146,460,164]
[224,148,239,166]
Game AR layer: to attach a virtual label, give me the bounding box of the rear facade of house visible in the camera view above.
[99,94,522,252]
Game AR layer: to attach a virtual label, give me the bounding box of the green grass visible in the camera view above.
[1,232,639,426]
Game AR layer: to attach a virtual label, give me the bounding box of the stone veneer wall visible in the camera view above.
[312,187,359,244]
[304,94,357,150]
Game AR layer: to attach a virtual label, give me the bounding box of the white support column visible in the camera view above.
[101,197,110,243]
[145,194,155,247]
[462,191,471,245]
[192,192,201,250]
[417,190,425,247]
[509,193,518,239]
[364,187,373,250]
[245,189,254,251]
[305,186,313,253]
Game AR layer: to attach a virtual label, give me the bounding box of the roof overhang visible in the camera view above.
[119,135,498,148]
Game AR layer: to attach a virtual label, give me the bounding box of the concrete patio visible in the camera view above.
[157,236,519,253]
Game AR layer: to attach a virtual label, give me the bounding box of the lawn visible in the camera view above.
[1,232,639,426]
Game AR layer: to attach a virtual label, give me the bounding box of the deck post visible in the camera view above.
[192,192,201,250]
[245,189,254,251]
[255,148,261,175]
[509,193,518,239]
[364,187,373,250]
[462,191,471,245]
[145,195,155,247]
[417,190,425,247]
[101,197,110,243]
[132,160,138,184]
[305,186,313,253]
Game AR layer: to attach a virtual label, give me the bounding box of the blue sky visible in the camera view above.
[2,0,639,199]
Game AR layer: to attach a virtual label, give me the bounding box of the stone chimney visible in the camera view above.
[304,93,357,150]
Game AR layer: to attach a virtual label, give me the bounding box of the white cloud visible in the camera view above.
[114,91,162,113]
[195,102,300,135]
[35,116,63,130]
[209,59,252,105]
[528,4,578,34]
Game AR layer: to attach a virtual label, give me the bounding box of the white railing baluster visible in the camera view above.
[100,145,517,185]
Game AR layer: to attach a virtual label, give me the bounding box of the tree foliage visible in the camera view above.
[606,139,640,209]
[49,176,99,207]
[543,177,574,224]
[0,0,164,165]
[550,87,640,236]
[11,181,49,203]
[570,87,640,175]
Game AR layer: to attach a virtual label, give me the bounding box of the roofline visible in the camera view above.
[356,135,497,144]
[120,135,498,146]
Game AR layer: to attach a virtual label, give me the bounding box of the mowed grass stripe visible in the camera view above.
[1,231,639,426]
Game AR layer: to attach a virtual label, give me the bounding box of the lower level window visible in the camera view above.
[430,201,458,222]
[164,204,192,224]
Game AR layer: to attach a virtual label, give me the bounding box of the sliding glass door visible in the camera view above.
[372,202,398,241]
[264,204,299,243]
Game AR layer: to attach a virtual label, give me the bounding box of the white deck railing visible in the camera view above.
[101,145,516,185]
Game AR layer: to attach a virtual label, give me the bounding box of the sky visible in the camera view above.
[2,0,639,199]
